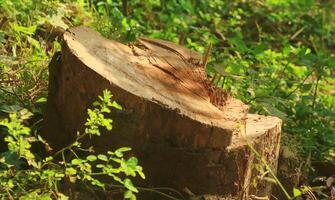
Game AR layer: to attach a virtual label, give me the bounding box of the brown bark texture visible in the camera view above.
[43,27,282,199]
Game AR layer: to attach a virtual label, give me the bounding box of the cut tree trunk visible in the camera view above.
[43,27,282,199]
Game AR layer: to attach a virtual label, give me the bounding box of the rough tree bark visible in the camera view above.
[43,27,282,199]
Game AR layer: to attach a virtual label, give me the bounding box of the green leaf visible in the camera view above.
[0,104,23,113]
[36,97,47,103]
[18,109,33,120]
[126,157,138,168]
[27,36,41,49]
[124,190,133,199]
[259,102,287,119]
[71,159,82,165]
[112,101,122,110]
[212,65,244,80]
[302,83,313,92]
[69,176,77,183]
[91,179,105,188]
[57,193,69,200]
[97,154,108,161]
[86,155,97,162]
[1,151,25,168]
[124,178,138,193]
[96,164,105,168]
[110,174,123,183]
[111,157,122,163]
[136,166,146,179]
[19,191,53,200]
[115,147,131,157]
[117,147,132,152]
[65,167,77,175]
[293,187,302,197]
[11,24,37,35]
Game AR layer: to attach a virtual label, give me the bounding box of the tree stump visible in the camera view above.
[43,27,282,199]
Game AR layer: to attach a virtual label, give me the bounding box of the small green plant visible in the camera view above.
[247,142,333,200]
[0,89,145,200]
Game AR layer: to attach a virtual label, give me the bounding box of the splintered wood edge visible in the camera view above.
[62,27,245,131]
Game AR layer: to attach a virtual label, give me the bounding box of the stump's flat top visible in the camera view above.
[63,27,247,131]
[228,114,282,149]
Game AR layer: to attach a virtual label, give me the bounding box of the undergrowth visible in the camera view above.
[0,89,144,200]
